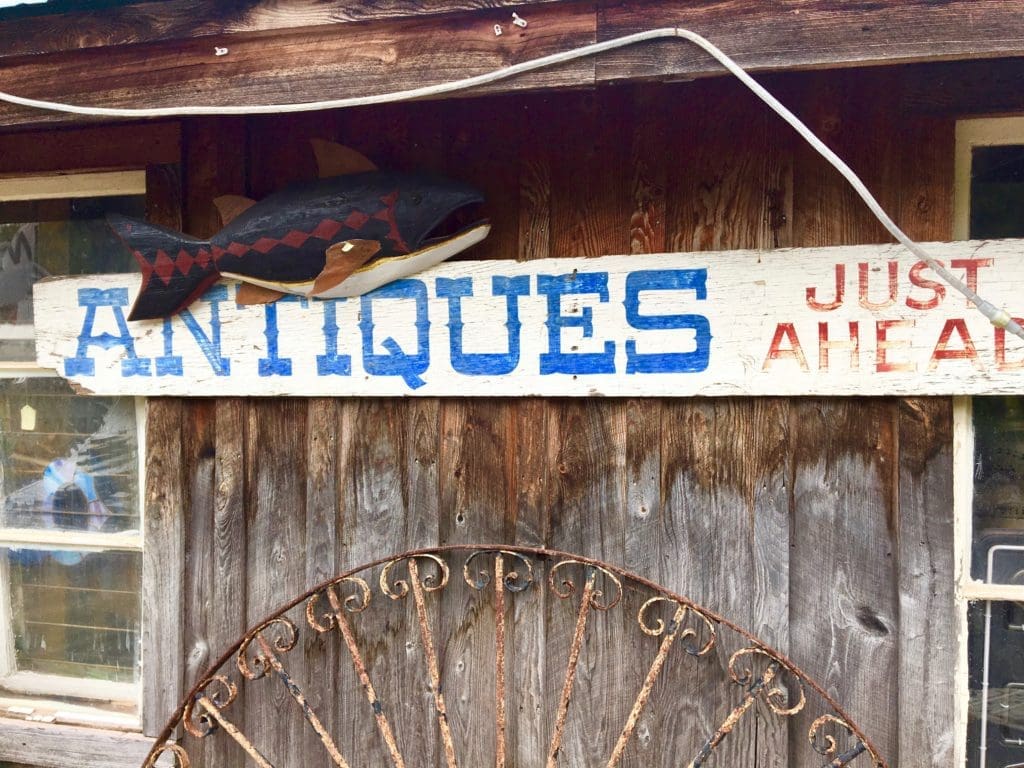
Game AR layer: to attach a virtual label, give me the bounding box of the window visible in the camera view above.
[0,172,145,732]
[954,116,1024,768]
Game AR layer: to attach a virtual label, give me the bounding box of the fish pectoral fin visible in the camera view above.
[311,139,378,178]
[213,195,258,226]
[236,283,288,306]
[311,240,382,295]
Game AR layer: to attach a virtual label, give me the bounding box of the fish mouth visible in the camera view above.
[420,201,488,248]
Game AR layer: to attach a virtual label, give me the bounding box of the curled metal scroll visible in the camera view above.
[548,558,623,610]
[638,596,717,656]
[182,675,237,739]
[306,576,372,633]
[810,714,884,767]
[729,647,807,717]
[144,743,191,768]
[380,553,450,600]
[139,545,888,768]
[463,549,535,593]
[237,618,298,681]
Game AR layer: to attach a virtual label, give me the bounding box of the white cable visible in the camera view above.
[2,26,1019,339]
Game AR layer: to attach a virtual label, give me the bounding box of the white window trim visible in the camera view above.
[0,378,146,728]
[0,170,172,765]
[953,116,1024,768]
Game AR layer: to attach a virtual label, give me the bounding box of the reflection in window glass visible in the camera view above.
[0,379,138,533]
[0,194,143,361]
[970,145,1024,239]
[970,398,1024,766]
[968,600,1024,765]
[5,548,140,686]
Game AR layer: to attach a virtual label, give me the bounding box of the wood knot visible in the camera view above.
[855,605,889,636]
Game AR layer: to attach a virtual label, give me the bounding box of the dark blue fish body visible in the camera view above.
[109,171,487,320]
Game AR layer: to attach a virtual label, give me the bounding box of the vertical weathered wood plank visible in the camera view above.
[896,398,955,766]
[243,399,309,766]
[304,398,341,760]
[788,400,900,765]
[142,399,185,736]
[508,89,555,768]
[786,69,903,766]
[894,100,956,766]
[543,85,633,766]
[659,75,794,767]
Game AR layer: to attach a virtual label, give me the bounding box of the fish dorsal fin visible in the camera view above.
[311,239,381,296]
[311,139,378,178]
[236,283,287,306]
[214,195,258,227]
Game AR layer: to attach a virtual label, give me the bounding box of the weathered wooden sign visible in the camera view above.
[33,239,1024,397]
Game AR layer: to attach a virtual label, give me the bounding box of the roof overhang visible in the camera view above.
[0,0,1023,128]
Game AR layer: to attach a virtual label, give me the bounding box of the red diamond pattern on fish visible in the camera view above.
[196,248,212,270]
[312,218,343,240]
[226,242,250,257]
[281,229,311,248]
[175,249,195,276]
[251,237,279,254]
[153,249,176,285]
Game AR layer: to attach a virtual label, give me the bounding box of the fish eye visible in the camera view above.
[411,194,422,205]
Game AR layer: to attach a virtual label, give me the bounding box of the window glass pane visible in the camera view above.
[970,145,1024,238]
[0,194,143,361]
[967,599,1024,765]
[4,548,140,686]
[0,378,138,533]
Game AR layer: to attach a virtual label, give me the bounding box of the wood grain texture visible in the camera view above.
[896,398,955,765]
[141,399,185,737]
[0,719,154,768]
[902,56,1024,117]
[0,2,596,129]
[788,401,900,765]
[596,0,1024,82]
[4,0,1024,130]
[0,122,180,174]
[0,0,564,60]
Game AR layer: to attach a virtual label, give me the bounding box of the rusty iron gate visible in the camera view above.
[142,545,886,767]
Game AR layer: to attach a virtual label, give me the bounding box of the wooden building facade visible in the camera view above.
[0,2,1022,767]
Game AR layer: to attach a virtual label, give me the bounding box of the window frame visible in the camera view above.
[953,116,1024,768]
[0,164,181,765]
[0,170,147,724]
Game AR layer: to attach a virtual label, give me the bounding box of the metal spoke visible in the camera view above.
[238,619,349,768]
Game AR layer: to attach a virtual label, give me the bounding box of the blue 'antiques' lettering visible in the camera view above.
[157,285,231,376]
[436,275,530,376]
[259,295,309,377]
[317,299,352,377]
[359,279,430,390]
[537,272,616,375]
[66,288,151,377]
[624,269,712,373]
[64,268,713,388]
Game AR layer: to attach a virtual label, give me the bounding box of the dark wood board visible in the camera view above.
[0,0,565,60]
[0,3,597,129]
[3,0,1024,131]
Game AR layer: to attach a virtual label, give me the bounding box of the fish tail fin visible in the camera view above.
[107,214,220,320]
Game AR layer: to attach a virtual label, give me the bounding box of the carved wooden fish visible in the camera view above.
[109,142,489,320]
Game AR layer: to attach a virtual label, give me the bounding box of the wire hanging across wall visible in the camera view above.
[0,26,1019,342]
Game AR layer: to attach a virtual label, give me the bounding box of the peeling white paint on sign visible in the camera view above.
[32,239,1024,397]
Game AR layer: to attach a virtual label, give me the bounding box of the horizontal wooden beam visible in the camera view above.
[0,718,153,768]
[596,0,1024,82]
[0,0,563,61]
[0,0,1022,128]
[0,3,596,128]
